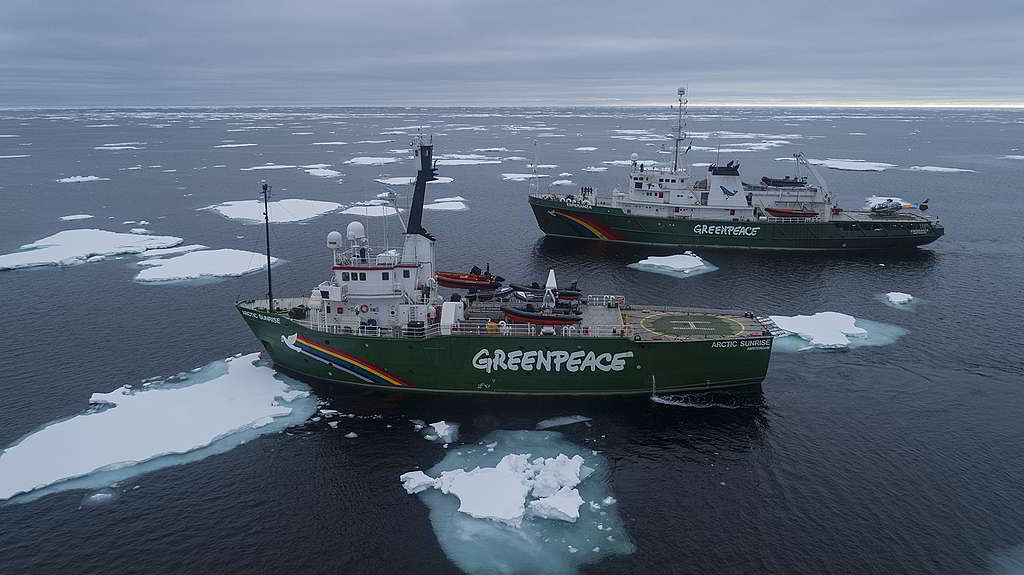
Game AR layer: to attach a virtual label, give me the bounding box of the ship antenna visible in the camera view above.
[528,139,539,195]
[259,179,273,311]
[673,86,687,173]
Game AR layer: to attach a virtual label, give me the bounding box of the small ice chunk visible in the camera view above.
[214,143,257,148]
[427,421,459,443]
[536,415,592,430]
[886,292,913,304]
[502,173,549,182]
[310,141,349,146]
[340,204,400,217]
[424,201,468,211]
[304,167,342,177]
[628,252,717,278]
[528,487,584,522]
[581,166,608,172]
[551,179,574,186]
[344,432,358,438]
[906,165,975,173]
[239,163,296,171]
[399,470,436,494]
[344,156,398,166]
[574,147,597,151]
[59,214,94,221]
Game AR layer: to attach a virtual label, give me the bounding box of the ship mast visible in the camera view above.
[672,86,688,174]
[259,179,273,310]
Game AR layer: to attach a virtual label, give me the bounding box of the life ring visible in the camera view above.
[359,304,369,313]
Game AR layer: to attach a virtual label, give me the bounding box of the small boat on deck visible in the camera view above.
[500,304,582,325]
[436,265,504,290]
[761,175,808,188]
[509,280,582,300]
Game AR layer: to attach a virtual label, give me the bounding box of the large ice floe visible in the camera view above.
[769,311,907,351]
[775,157,895,171]
[344,156,398,166]
[502,173,550,182]
[628,252,717,278]
[200,199,342,223]
[0,353,317,502]
[400,430,633,575]
[340,201,401,217]
[56,175,109,183]
[906,165,975,173]
[135,249,279,283]
[59,214,94,221]
[0,229,183,270]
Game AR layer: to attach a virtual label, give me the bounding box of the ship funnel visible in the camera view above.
[327,230,343,249]
[346,221,366,242]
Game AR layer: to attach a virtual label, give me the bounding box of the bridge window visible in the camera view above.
[359,272,367,281]
[341,272,349,281]
[382,272,390,280]
[403,269,411,278]
[634,182,642,189]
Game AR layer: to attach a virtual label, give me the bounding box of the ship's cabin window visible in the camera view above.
[341,272,350,281]
[403,269,411,278]
[634,182,642,189]
[359,272,367,281]
[326,305,331,313]
[382,272,389,280]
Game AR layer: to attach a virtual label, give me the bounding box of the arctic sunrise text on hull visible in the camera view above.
[237,136,775,394]
[529,88,944,251]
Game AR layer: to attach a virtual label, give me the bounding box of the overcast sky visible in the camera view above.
[2,0,1021,107]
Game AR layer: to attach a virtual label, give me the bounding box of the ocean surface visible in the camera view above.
[0,106,1022,574]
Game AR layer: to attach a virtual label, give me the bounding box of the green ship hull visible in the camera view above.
[530,196,944,250]
[237,304,772,395]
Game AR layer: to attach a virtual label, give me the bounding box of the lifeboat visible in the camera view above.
[435,271,503,290]
[509,280,582,300]
[761,176,808,188]
[500,305,582,325]
[765,207,818,218]
[463,286,514,302]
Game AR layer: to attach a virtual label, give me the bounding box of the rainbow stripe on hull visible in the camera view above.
[550,210,620,241]
[283,334,411,387]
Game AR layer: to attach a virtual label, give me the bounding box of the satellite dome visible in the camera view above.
[326,230,343,248]
[630,153,639,161]
[346,221,366,241]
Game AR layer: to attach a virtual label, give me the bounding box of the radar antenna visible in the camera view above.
[672,86,689,173]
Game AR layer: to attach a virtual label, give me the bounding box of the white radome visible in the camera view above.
[326,231,343,249]
[346,221,366,241]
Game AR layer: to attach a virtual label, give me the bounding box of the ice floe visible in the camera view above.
[345,156,398,166]
[775,157,895,171]
[769,311,907,351]
[142,244,208,257]
[214,143,258,148]
[303,167,342,177]
[400,430,632,575]
[354,139,394,144]
[373,176,454,185]
[0,154,31,159]
[536,415,592,430]
[340,204,400,217]
[886,292,913,304]
[906,165,976,173]
[135,249,278,282]
[239,163,297,171]
[551,179,574,186]
[1002,155,1024,160]
[311,141,349,146]
[628,252,717,278]
[0,229,182,270]
[436,158,502,166]
[56,175,109,183]
[424,201,468,211]
[502,173,550,182]
[0,353,316,502]
[129,228,152,234]
[424,421,460,444]
[201,199,342,223]
[574,147,598,151]
[59,214,94,221]
[581,166,608,172]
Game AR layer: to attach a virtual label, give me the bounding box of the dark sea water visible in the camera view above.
[1,107,1022,574]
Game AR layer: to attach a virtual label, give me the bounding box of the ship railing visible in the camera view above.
[755,316,790,337]
[333,246,404,267]
[760,216,826,223]
[240,297,309,312]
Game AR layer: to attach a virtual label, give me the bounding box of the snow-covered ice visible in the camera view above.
[142,244,208,257]
[906,165,976,173]
[239,163,296,171]
[775,157,895,171]
[574,147,598,151]
[344,157,398,166]
[628,252,717,278]
[59,214,94,221]
[304,167,342,177]
[433,196,466,202]
[424,201,468,211]
[340,204,400,217]
[373,176,454,185]
[135,248,278,282]
[311,141,349,146]
[582,166,608,172]
[0,154,31,159]
[0,353,316,502]
[886,292,914,305]
[536,415,592,430]
[502,173,550,182]
[551,179,574,186]
[1002,155,1024,160]
[0,229,183,270]
[56,175,109,183]
[129,228,152,234]
[201,199,342,223]
[422,420,459,443]
[214,143,257,148]
[769,312,907,351]
[400,430,633,575]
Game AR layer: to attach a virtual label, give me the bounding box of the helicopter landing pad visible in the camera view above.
[622,310,752,340]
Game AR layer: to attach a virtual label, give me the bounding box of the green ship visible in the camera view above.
[529,89,944,251]
[236,137,776,395]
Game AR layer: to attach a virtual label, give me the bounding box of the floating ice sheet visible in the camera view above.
[581,166,608,172]
[214,143,257,148]
[374,176,454,185]
[0,353,316,502]
[304,167,342,177]
[56,175,109,183]
[401,430,633,575]
[502,173,550,182]
[344,156,398,166]
[239,163,296,171]
[886,292,913,305]
[201,199,342,223]
[906,165,976,173]
[551,179,574,186]
[775,157,895,171]
[340,205,400,217]
[628,252,717,278]
[769,312,907,351]
[0,229,182,270]
[135,248,279,282]
[59,214,94,221]
[536,415,592,429]
[424,201,468,211]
